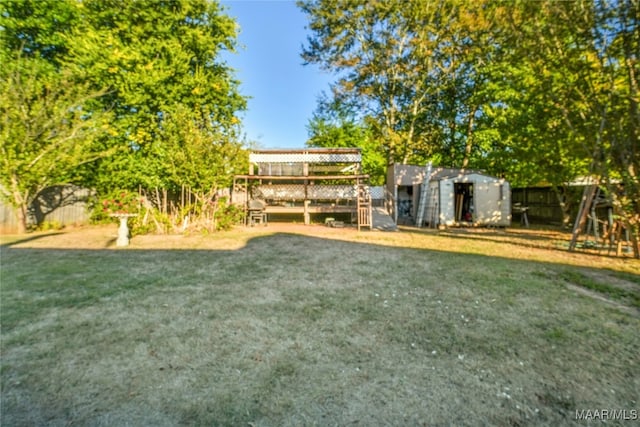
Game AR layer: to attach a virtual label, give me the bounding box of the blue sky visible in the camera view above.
[221,0,333,149]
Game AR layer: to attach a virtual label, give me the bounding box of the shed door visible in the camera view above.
[424,182,439,226]
[454,183,474,222]
[474,180,500,224]
[397,185,414,224]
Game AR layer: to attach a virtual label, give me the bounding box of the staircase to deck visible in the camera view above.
[357,185,372,231]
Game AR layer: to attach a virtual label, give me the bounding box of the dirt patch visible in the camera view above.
[3,224,639,274]
[565,283,639,317]
[579,269,640,293]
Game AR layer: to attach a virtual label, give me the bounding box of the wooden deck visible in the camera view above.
[264,205,356,214]
[258,204,357,226]
[234,174,370,181]
[235,148,372,228]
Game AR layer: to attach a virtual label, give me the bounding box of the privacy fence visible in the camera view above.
[0,185,93,232]
[0,185,232,233]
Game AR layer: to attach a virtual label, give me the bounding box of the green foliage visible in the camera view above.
[484,0,639,254]
[65,0,247,192]
[301,0,638,254]
[130,208,172,236]
[89,190,145,236]
[213,198,244,231]
[306,100,386,185]
[151,104,248,192]
[36,220,63,232]
[299,0,499,167]
[1,0,248,233]
[0,0,79,64]
[98,190,143,216]
[90,190,243,235]
[0,48,111,233]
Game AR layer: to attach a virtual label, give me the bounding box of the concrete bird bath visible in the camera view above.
[109,213,138,247]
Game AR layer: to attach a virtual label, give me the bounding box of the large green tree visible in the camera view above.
[299,0,499,168]
[0,53,110,233]
[0,0,78,63]
[300,0,438,165]
[485,0,638,253]
[66,0,247,192]
[152,104,248,193]
[301,0,638,255]
[1,0,247,232]
[0,0,112,232]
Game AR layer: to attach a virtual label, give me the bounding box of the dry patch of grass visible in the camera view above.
[1,225,639,426]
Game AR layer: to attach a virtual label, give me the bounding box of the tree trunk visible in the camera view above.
[552,185,572,228]
[461,105,479,169]
[10,174,28,233]
[14,202,28,234]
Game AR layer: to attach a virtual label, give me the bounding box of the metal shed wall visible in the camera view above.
[388,165,511,227]
[436,174,511,226]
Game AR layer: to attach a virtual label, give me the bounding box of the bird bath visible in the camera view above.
[109,213,138,247]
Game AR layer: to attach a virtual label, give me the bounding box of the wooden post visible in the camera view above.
[303,159,310,224]
[569,185,598,251]
[591,188,600,242]
[304,199,310,225]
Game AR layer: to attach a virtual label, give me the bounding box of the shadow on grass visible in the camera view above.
[2,231,638,323]
[0,231,64,248]
[1,231,639,426]
[403,225,639,261]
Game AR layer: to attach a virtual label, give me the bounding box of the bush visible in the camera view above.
[90,190,243,235]
[90,190,143,223]
[214,197,243,231]
[37,220,63,231]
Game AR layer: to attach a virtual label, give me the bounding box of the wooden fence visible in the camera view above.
[0,185,94,232]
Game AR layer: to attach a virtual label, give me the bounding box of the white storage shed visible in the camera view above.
[387,164,511,227]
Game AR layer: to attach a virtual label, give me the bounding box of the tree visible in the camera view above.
[65,0,247,193]
[1,0,248,233]
[300,0,441,165]
[305,94,386,184]
[0,51,111,233]
[152,104,248,193]
[483,0,638,253]
[0,0,78,64]
[583,0,639,256]
[301,0,507,170]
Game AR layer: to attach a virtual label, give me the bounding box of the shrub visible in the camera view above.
[90,190,143,223]
[91,189,243,235]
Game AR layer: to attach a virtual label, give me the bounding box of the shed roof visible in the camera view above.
[391,164,495,186]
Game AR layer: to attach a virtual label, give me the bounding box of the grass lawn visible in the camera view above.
[1,224,639,426]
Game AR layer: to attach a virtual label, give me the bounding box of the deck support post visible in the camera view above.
[304,199,310,224]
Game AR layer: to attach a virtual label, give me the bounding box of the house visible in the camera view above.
[386,164,511,227]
